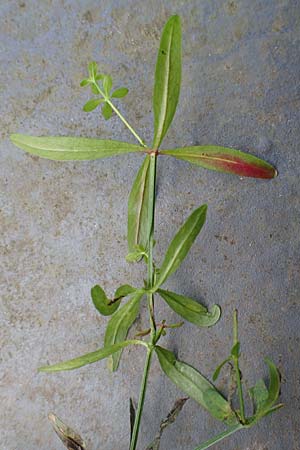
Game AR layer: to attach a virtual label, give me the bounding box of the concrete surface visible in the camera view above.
[1,0,299,449]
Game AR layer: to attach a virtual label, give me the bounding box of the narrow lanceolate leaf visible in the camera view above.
[48,413,87,450]
[38,341,139,373]
[10,135,143,160]
[104,291,144,371]
[128,156,151,253]
[152,15,181,149]
[212,357,231,382]
[155,347,237,425]
[91,285,121,316]
[160,146,277,179]
[158,289,221,327]
[154,205,207,288]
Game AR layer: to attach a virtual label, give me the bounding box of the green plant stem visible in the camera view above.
[92,81,147,148]
[129,153,158,450]
[193,424,244,450]
[129,347,153,450]
[147,153,158,336]
[233,309,246,423]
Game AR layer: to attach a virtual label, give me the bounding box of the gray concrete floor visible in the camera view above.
[1,1,299,449]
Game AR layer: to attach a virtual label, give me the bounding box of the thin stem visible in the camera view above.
[129,153,158,450]
[92,81,147,148]
[129,347,153,450]
[147,153,158,337]
[233,309,246,423]
[107,99,147,148]
[193,424,244,450]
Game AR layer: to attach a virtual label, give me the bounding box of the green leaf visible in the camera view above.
[88,61,98,78]
[10,135,143,161]
[103,75,113,96]
[251,358,281,419]
[231,342,240,358]
[39,341,138,373]
[91,84,100,94]
[48,413,87,450]
[193,423,244,450]
[114,284,136,299]
[158,289,221,327]
[264,357,281,406]
[95,73,104,80]
[83,98,102,112]
[160,146,277,179]
[155,346,237,425]
[91,285,121,316]
[80,79,90,87]
[112,87,128,98]
[154,205,207,288]
[127,156,151,253]
[212,357,231,382]
[153,15,181,149]
[102,102,113,120]
[249,379,269,415]
[104,291,144,371]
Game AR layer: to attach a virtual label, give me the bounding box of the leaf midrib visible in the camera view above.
[157,214,200,286]
[154,22,174,148]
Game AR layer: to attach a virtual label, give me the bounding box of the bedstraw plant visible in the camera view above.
[11,15,282,450]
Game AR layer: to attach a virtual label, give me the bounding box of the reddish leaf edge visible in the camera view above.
[159,146,277,179]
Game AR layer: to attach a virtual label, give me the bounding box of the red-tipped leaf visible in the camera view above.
[160,146,277,179]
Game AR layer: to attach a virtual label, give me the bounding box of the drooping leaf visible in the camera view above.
[48,413,87,450]
[154,205,207,288]
[114,284,136,299]
[212,357,232,382]
[158,289,221,327]
[112,87,128,98]
[155,346,237,425]
[145,397,188,450]
[152,15,181,149]
[102,102,113,120]
[103,75,113,96]
[83,98,103,112]
[127,156,151,253]
[91,285,121,316]
[39,341,139,372]
[160,146,277,179]
[104,291,144,371]
[10,135,143,160]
